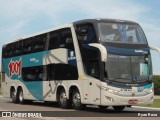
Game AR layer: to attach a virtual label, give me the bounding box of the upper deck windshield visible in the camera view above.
[98,22,147,44]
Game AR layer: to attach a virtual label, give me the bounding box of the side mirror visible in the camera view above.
[89,43,107,62]
[149,45,160,53]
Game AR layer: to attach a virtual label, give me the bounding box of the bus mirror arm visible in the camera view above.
[149,45,160,53]
[88,43,107,62]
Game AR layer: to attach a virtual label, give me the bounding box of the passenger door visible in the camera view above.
[82,48,101,104]
[88,60,101,104]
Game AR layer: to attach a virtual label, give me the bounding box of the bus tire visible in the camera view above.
[17,88,25,104]
[58,89,70,109]
[113,106,125,111]
[11,89,18,103]
[72,89,85,110]
[126,105,132,107]
[98,105,108,110]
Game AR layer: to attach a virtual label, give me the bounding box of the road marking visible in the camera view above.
[132,106,160,110]
[44,118,66,120]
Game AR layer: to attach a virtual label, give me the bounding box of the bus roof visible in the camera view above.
[4,24,73,45]
[73,18,138,25]
[4,18,139,46]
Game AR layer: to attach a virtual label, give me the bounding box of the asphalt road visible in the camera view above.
[0,96,160,120]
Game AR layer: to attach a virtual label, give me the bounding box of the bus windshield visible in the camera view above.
[98,22,147,44]
[105,54,152,83]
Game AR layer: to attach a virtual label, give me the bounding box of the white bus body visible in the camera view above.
[1,19,154,111]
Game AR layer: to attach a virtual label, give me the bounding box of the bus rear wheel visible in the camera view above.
[113,106,125,111]
[72,89,85,110]
[58,89,70,109]
[11,89,18,103]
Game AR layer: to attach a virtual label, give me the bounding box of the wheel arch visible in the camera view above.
[10,86,16,98]
[69,84,82,101]
[56,85,66,101]
[17,86,23,92]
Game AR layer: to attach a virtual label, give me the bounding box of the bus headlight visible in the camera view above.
[100,86,119,94]
[146,88,153,94]
[107,88,118,94]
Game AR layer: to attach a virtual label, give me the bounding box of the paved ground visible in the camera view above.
[0,96,160,120]
[154,95,160,99]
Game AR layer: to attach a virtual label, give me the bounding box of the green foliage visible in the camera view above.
[152,75,160,95]
[138,99,160,108]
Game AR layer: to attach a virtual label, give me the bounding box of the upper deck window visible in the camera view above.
[98,22,147,44]
[75,23,97,45]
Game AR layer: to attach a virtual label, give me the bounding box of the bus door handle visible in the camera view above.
[89,82,92,86]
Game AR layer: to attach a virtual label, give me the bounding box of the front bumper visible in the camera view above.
[101,92,153,106]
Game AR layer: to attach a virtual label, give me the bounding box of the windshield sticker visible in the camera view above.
[137,84,152,92]
[140,63,148,76]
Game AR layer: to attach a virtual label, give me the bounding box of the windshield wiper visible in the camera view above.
[146,80,152,83]
[137,79,152,83]
[105,77,130,83]
[105,78,115,83]
[105,77,152,84]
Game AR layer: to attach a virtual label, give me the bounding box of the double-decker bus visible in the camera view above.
[1,19,155,111]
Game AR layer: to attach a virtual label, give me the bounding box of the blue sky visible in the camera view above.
[0,0,160,74]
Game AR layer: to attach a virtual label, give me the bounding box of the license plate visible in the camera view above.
[128,100,138,104]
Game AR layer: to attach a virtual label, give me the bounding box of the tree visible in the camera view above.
[152,75,160,95]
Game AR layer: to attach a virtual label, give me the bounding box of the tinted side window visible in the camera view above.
[75,23,97,45]
[59,28,74,50]
[22,66,43,81]
[14,41,22,56]
[3,41,23,58]
[4,43,15,58]
[6,41,23,57]
[23,38,34,54]
[55,64,78,80]
[33,34,47,52]
[47,64,55,80]
[47,64,78,80]
[23,34,47,54]
[2,45,8,58]
[49,31,59,50]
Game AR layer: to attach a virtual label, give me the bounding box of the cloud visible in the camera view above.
[69,0,149,20]
[0,0,149,22]
[0,0,159,74]
[140,22,160,47]
[0,0,151,40]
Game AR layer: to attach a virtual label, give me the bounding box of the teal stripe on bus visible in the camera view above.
[2,51,49,100]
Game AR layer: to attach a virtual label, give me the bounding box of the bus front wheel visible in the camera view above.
[113,106,125,111]
[11,89,18,103]
[98,105,108,110]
